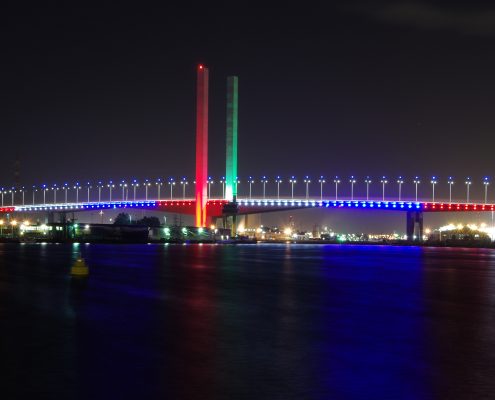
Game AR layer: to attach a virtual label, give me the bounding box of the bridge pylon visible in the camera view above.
[195,64,209,227]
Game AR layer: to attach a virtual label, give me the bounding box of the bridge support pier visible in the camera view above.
[406,211,423,242]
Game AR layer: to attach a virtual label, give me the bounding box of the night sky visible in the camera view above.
[2,1,495,215]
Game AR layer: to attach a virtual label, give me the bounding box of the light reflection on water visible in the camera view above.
[0,243,495,399]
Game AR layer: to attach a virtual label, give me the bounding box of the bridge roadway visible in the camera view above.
[1,197,495,216]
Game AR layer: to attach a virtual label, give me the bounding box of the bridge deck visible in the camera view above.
[1,198,494,215]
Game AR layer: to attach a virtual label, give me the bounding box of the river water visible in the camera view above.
[1,243,494,399]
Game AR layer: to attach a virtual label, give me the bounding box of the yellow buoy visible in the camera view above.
[71,258,89,277]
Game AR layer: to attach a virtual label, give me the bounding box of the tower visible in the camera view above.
[225,76,238,201]
[195,64,209,227]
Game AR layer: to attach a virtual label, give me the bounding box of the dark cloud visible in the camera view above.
[364,2,495,35]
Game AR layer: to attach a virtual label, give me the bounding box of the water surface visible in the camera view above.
[1,243,495,399]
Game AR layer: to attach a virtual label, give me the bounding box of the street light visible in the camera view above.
[465,177,472,203]
[156,179,163,200]
[168,178,175,200]
[32,185,37,205]
[430,177,438,202]
[97,181,103,203]
[52,184,58,204]
[380,177,388,201]
[318,176,325,201]
[334,177,341,201]
[447,177,454,203]
[144,179,151,201]
[413,177,420,202]
[248,176,255,199]
[10,187,15,206]
[364,177,372,201]
[397,176,404,201]
[74,182,81,203]
[275,176,283,200]
[42,184,48,205]
[131,179,139,201]
[120,181,127,201]
[20,186,26,206]
[180,178,188,199]
[261,176,268,199]
[86,182,92,203]
[235,177,240,198]
[0,187,4,206]
[349,176,356,201]
[289,176,296,199]
[107,181,115,202]
[219,176,225,199]
[483,177,490,204]
[207,177,214,198]
[63,183,69,204]
[304,176,311,199]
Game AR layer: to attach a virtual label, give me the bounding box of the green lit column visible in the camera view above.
[225,76,238,201]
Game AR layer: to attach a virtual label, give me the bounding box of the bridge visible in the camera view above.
[1,64,493,241]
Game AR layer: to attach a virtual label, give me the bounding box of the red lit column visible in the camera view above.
[195,65,209,227]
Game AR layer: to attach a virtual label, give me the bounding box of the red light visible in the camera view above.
[199,65,203,69]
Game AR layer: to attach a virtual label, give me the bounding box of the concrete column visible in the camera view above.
[406,211,423,241]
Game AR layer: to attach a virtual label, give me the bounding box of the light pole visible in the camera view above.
[97,181,103,203]
[42,184,48,205]
[10,187,15,206]
[180,178,188,199]
[144,179,151,201]
[74,183,81,204]
[483,177,490,204]
[108,181,115,202]
[397,177,404,201]
[430,177,438,202]
[380,177,387,201]
[465,178,472,203]
[365,177,371,201]
[156,179,163,200]
[220,177,226,199]
[32,186,37,205]
[235,177,240,198]
[131,179,139,201]
[318,176,325,201]
[168,178,175,200]
[334,177,341,201]
[20,186,25,206]
[86,182,91,203]
[349,176,356,201]
[290,176,296,199]
[52,184,58,204]
[207,177,214,198]
[63,183,69,203]
[248,177,255,199]
[275,176,283,200]
[413,177,420,202]
[261,176,268,199]
[0,188,4,207]
[120,181,127,201]
[447,177,454,203]
[304,176,311,199]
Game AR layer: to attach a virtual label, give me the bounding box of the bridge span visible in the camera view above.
[2,197,495,241]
